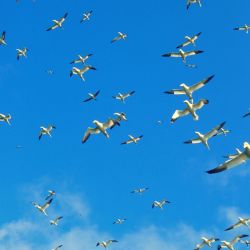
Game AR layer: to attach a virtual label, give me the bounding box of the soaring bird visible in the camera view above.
[82,119,119,144]
[234,25,250,34]
[162,49,203,63]
[111,32,127,43]
[45,190,56,200]
[207,142,250,174]
[194,237,220,250]
[218,235,249,250]
[113,91,135,103]
[52,245,63,250]
[216,128,231,136]
[16,48,28,60]
[184,122,226,150]
[70,54,93,65]
[96,240,118,248]
[83,90,100,102]
[0,113,11,125]
[121,135,143,145]
[46,13,68,31]
[131,187,149,194]
[113,218,126,224]
[32,198,53,216]
[50,216,63,226]
[176,32,202,48]
[164,75,214,101]
[187,0,202,10]
[240,240,250,247]
[171,99,209,123]
[80,11,93,23]
[225,217,250,231]
[0,31,7,45]
[152,199,170,209]
[223,149,242,159]
[39,125,56,140]
[70,65,96,81]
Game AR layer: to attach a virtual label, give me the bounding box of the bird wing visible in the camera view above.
[231,235,249,245]
[225,221,244,231]
[184,138,201,144]
[192,32,202,41]
[82,127,100,143]
[185,50,204,56]
[206,151,249,174]
[55,216,63,222]
[83,96,93,102]
[204,122,226,140]
[176,40,191,49]
[46,23,58,31]
[94,90,100,97]
[164,89,185,95]
[193,99,209,111]
[121,139,133,145]
[189,75,215,92]
[42,198,53,210]
[194,241,206,250]
[111,36,120,43]
[243,112,250,118]
[58,13,68,23]
[162,52,181,58]
[171,108,190,123]
[2,31,6,40]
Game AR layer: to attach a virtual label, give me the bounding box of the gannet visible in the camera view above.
[82,119,119,144]
[216,128,231,136]
[171,99,209,123]
[207,142,250,174]
[152,199,170,209]
[194,237,220,250]
[45,190,56,200]
[240,240,250,247]
[223,149,242,159]
[225,217,250,231]
[16,48,28,60]
[0,113,11,125]
[111,32,127,43]
[96,240,118,248]
[70,65,96,81]
[46,13,68,31]
[184,122,226,150]
[32,198,53,216]
[218,235,249,250]
[234,25,250,34]
[162,49,203,63]
[187,0,202,10]
[83,90,100,102]
[176,32,202,49]
[164,75,214,100]
[121,135,143,145]
[131,187,149,194]
[0,31,7,45]
[70,54,93,64]
[113,218,126,224]
[52,245,63,250]
[50,216,63,226]
[80,11,93,23]
[39,125,56,140]
[113,91,135,103]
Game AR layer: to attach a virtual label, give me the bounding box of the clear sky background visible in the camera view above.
[0,0,250,249]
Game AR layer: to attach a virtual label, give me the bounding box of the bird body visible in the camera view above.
[0,31,7,45]
[70,65,96,81]
[113,218,126,224]
[152,199,170,209]
[39,125,56,140]
[131,187,149,194]
[121,135,143,145]
[111,32,127,43]
[32,198,53,216]
[46,13,68,31]
[0,113,11,125]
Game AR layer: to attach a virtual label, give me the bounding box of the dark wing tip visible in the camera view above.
[203,99,209,104]
[162,53,171,57]
[164,90,174,94]
[196,50,204,54]
[206,167,224,174]
[184,140,192,144]
[205,75,215,83]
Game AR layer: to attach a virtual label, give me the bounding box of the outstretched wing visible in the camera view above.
[82,127,100,144]
[231,235,249,245]
[204,121,226,140]
[193,99,209,111]
[164,89,185,95]
[162,52,181,58]
[42,198,53,210]
[185,50,204,57]
[171,108,190,123]
[189,75,215,92]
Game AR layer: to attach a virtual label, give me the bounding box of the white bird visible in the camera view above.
[32,198,53,216]
[113,91,135,103]
[162,49,203,63]
[80,10,93,23]
[234,25,250,34]
[16,48,28,60]
[96,240,118,248]
[83,90,100,102]
[70,54,93,65]
[70,65,96,81]
[52,244,63,250]
[45,190,56,200]
[164,75,214,100]
[223,149,242,159]
[184,122,226,150]
[176,32,202,48]
[207,142,250,174]
[0,113,11,125]
[0,31,7,45]
[46,13,68,31]
[218,235,249,250]
[82,119,119,144]
[111,32,127,43]
[194,237,220,250]
[240,240,250,247]
[113,218,127,224]
[225,217,250,231]
[187,0,202,10]
[121,135,143,145]
[216,128,231,136]
[39,125,56,140]
[131,187,149,194]
[152,199,170,209]
[50,216,63,226]
[171,99,209,123]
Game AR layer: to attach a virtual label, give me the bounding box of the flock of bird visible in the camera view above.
[2,1,250,250]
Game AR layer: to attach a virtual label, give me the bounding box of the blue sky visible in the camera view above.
[0,0,250,249]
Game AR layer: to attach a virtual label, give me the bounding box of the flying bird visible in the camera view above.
[171,99,209,123]
[96,240,118,248]
[176,32,202,48]
[70,54,93,64]
[152,199,170,209]
[111,32,127,43]
[50,216,63,226]
[17,48,28,60]
[224,217,250,231]
[113,218,127,224]
[70,65,96,81]
[194,237,220,250]
[45,190,56,200]
[121,135,143,145]
[39,125,56,140]
[234,25,250,34]
[0,31,7,45]
[206,142,250,174]
[187,0,202,10]
[240,240,250,247]
[164,75,214,100]
[52,245,63,250]
[80,11,93,23]
[113,91,135,103]
[0,113,11,125]
[83,90,100,102]
[46,13,68,31]
[218,235,249,250]
[131,187,149,194]
[216,128,231,136]
[32,198,53,216]
[184,122,226,150]
[162,49,203,63]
